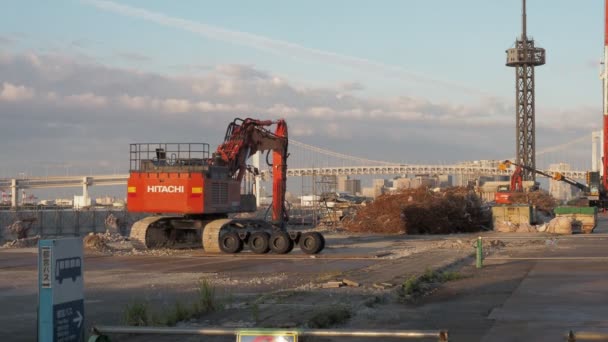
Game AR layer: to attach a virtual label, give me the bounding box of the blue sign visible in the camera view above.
[54,299,85,341]
[38,238,85,342]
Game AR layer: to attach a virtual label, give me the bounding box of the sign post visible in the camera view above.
[38,237,85,342]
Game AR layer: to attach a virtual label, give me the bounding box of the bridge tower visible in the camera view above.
[506,0,545,181]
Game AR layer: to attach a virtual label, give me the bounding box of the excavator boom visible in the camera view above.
[215,118,288,225]
[497,160,589,204]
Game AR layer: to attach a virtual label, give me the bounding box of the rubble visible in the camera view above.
[322,281,344,288]
[6,218,37,239]
[494,217,573,235]
[1,235,40,249]
[494,221,517,233]
[545,217,573,235]
[372,283,394,289]
[343,187,489,234]
[83,233,109,251]
[508,190,557,214]
[342,278,360,287]
[515,222,537,233]
[83,231,128,251]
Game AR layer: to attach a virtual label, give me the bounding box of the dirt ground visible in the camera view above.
[3,223,608,342]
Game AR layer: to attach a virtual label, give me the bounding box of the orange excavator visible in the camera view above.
[126,118,324,254]
[495,160,588,204]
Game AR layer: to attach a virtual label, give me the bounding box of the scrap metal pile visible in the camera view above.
[343,187,490,234]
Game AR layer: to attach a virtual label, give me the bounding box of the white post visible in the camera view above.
[593,131,600,172]
[82,177,90,206]
[10,179,17,209]
[251,151,262,208]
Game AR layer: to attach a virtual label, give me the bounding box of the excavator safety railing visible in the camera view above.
[129,143,211,172]
[88,326,449,341]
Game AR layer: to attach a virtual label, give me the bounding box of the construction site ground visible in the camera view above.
[2,220,608,341]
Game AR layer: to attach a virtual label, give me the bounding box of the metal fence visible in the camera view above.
[0,208,147,242]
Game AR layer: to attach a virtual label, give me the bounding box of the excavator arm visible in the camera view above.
[500,160,588,192]
[214,118,289,225]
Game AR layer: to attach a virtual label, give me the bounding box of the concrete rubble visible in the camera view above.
[1,235,40,248]
[494,217,573,235]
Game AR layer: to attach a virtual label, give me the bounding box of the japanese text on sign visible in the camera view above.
[41,247,52,288]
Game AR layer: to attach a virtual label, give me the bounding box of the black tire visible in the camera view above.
[249,232,270,254]
[299,232,324,254]
[269,231,294,254]
[219,232,243,253]
[318,232,326,252]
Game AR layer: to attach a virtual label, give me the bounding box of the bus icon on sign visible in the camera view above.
[55,257,82,284]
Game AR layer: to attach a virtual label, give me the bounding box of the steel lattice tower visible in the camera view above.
[506,0,545,181]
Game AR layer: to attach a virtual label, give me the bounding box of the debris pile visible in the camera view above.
[83,233,109,251]
[105,213,128,235]
[343,187,489,234]
[6,218,37,239]
[1,235,40,248]
[545,216,573,235]
[83,231,127,251]
[1,218,39,248]
[494,216,573,234]
[508,190,557,214]
[494,221,538,233]
[321,278,361,288]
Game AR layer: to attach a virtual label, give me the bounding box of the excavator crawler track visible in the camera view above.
[129,215,179,250]
[202,218,233,253]
[130,216,325,254]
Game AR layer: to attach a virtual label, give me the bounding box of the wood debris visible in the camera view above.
[343,187,490,234]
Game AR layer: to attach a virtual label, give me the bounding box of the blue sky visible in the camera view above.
[2,0,602,103]
[0,0,604,184]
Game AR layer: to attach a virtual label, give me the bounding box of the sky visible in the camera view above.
[0,0,604,187]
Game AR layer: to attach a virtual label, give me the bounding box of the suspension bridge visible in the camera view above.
[0,132,598,207]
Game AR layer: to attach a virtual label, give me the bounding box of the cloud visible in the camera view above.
[0,35,15,45]
[81,0,488,97]
[161,98,191,113]
[0,51,596,176]
[340,81,365,92]
[216,64,269,80]
[116,51,152,62]
[63,92,108,108]
[0,82,34,102]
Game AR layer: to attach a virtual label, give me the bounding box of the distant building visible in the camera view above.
[55,198,73,206]
[453,160,503,187]
[361,187,379,198]
[344,179,361,195]
[549,163,575,202]
[437,174,453,187]
[336,176,348,192]
[393,177,411,189]
[300,195,320,206]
